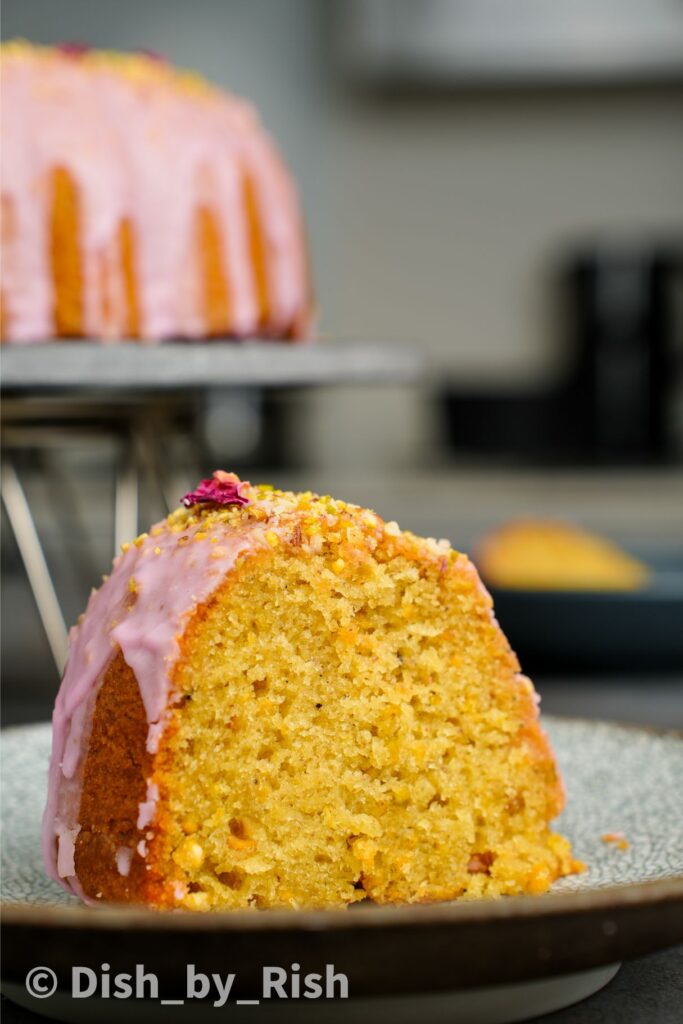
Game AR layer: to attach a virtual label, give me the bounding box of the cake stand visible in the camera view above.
[1,341,424,672]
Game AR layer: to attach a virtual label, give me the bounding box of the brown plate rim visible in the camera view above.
[1,875,683,934]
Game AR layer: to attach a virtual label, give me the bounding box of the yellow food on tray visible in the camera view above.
[43,474,582,911]
[476,520,649,592]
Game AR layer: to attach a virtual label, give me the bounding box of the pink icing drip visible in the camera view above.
[56,824,80,878]
[42,514,269,893]
[136,781,160,830]
[1,49,309,341]
[115,846,134,877]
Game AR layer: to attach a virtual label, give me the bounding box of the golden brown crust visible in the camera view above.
[243,171,270,331]
[119,218,140,338]
[74,652,160,903]
[50,167,83,336]
[196,205,231,335]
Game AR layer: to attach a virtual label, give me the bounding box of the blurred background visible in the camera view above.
[2,0,683,725]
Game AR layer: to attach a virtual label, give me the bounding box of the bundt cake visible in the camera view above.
[43,473,581,910]
[0,43,310,342]
[477,520,649,592]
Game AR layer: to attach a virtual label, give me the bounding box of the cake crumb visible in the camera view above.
[601,832,629,851]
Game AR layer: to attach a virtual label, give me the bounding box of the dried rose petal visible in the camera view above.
[181,471,249,509]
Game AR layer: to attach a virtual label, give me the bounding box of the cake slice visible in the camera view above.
[43,473,581,910]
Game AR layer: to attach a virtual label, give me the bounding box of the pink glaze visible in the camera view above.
[115,846,133,877]
[42,511,272,894]
[1,46,309,341]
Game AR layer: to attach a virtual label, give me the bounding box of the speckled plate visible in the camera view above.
[2,717,683,1024]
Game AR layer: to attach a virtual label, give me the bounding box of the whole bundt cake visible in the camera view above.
[0,43,310,342]
[43,472,581,910]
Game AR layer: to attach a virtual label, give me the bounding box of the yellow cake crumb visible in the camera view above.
[601,832,629,851]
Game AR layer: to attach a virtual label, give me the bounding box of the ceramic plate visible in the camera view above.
[2,717,683,1024]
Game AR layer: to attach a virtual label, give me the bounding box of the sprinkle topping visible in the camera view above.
[181,471,250,509]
